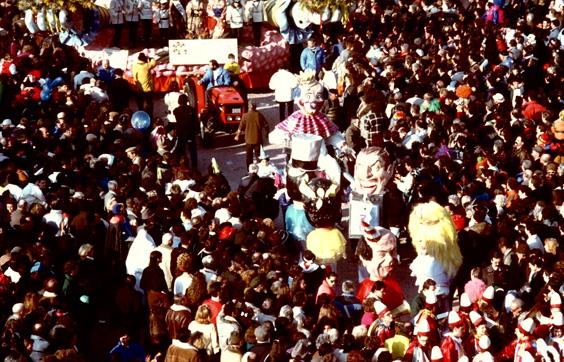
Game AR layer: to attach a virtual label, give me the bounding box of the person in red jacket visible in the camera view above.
[441,311,468,362]
[498,318,537,361]
[369,301,396,342]
[464,311,489,357]
[404,318,436,362]
[413,292,440,347]
[316,272,337,304]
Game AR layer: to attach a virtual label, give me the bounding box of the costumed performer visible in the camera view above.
[302,177,346,273]
[408,201,463,312]
[284,133,320,252]
[269,70,345,187]
[263,0,345,44]
[349,146,405,239]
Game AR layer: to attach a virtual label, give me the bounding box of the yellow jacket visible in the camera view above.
[132,59,157,92]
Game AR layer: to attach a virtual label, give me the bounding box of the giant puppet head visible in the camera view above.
[408,201,463,280]
[355,218,398,280]
[286,133,323,202]
[301,177,341,228]
[296,70,327,116]
[263,0,348,44]
[354,147,393,196]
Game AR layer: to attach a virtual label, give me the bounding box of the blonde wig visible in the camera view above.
[408,201,462,279]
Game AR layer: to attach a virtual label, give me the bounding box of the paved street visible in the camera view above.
[154,90,418,303]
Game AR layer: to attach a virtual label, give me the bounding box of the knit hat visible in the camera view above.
[374,301,390,319]
[518,318,535,336]
[481,286,495,304]
[460,293,472,310]
[469,311,485,327]
[478,335,491,350]
[550,292,562,309]
[455,84,472,99]
[416,318,431,336]
[431,346,443,361]
[448,311,464,328]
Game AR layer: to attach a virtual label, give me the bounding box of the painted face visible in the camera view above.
[358,229,398,280]
[298,82,325,115]
[354,148,390,195]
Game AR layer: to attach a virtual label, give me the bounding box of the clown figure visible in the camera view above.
[355,218,405,311]
[408,201,463,312]
[269,70,346,188]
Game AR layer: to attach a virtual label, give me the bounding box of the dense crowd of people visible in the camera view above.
[0,0,563,361]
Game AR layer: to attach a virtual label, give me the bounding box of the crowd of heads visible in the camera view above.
[0,0,563,361]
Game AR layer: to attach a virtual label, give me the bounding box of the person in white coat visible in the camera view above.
[125,225,156,293]
[226,0,245,40]
[154,233,174,291]
[269,68,298,122]
[124,0,140,47]
[155,0,171,47]
[138,0,154,44]
[244,0,264,45]
[110,0,126,47]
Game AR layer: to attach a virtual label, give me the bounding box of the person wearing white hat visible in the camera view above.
[430,346,443,361]
[472,335,494,362]
[412,291,440,346]
[440,311,467,362]
[548,312,563,356]
[499,318,537,361]
[368,300,395,342]
[404,318,436,362]
[153,233,174,291]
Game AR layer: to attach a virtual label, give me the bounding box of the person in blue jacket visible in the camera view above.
[199,59,232,90]
[300,37,325,75]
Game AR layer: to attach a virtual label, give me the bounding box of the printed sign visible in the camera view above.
[169,38,238,65]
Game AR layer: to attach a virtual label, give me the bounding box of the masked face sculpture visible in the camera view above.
[297,76,326,116]
[302,177,341,228]
[355,223,398,280]
[354,147,392,195]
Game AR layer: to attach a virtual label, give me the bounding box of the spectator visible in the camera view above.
[132,52,157,116]
[300,37,325,75]
[235,101,270,168]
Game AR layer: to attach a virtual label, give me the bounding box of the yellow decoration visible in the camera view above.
[408,201,463,279]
